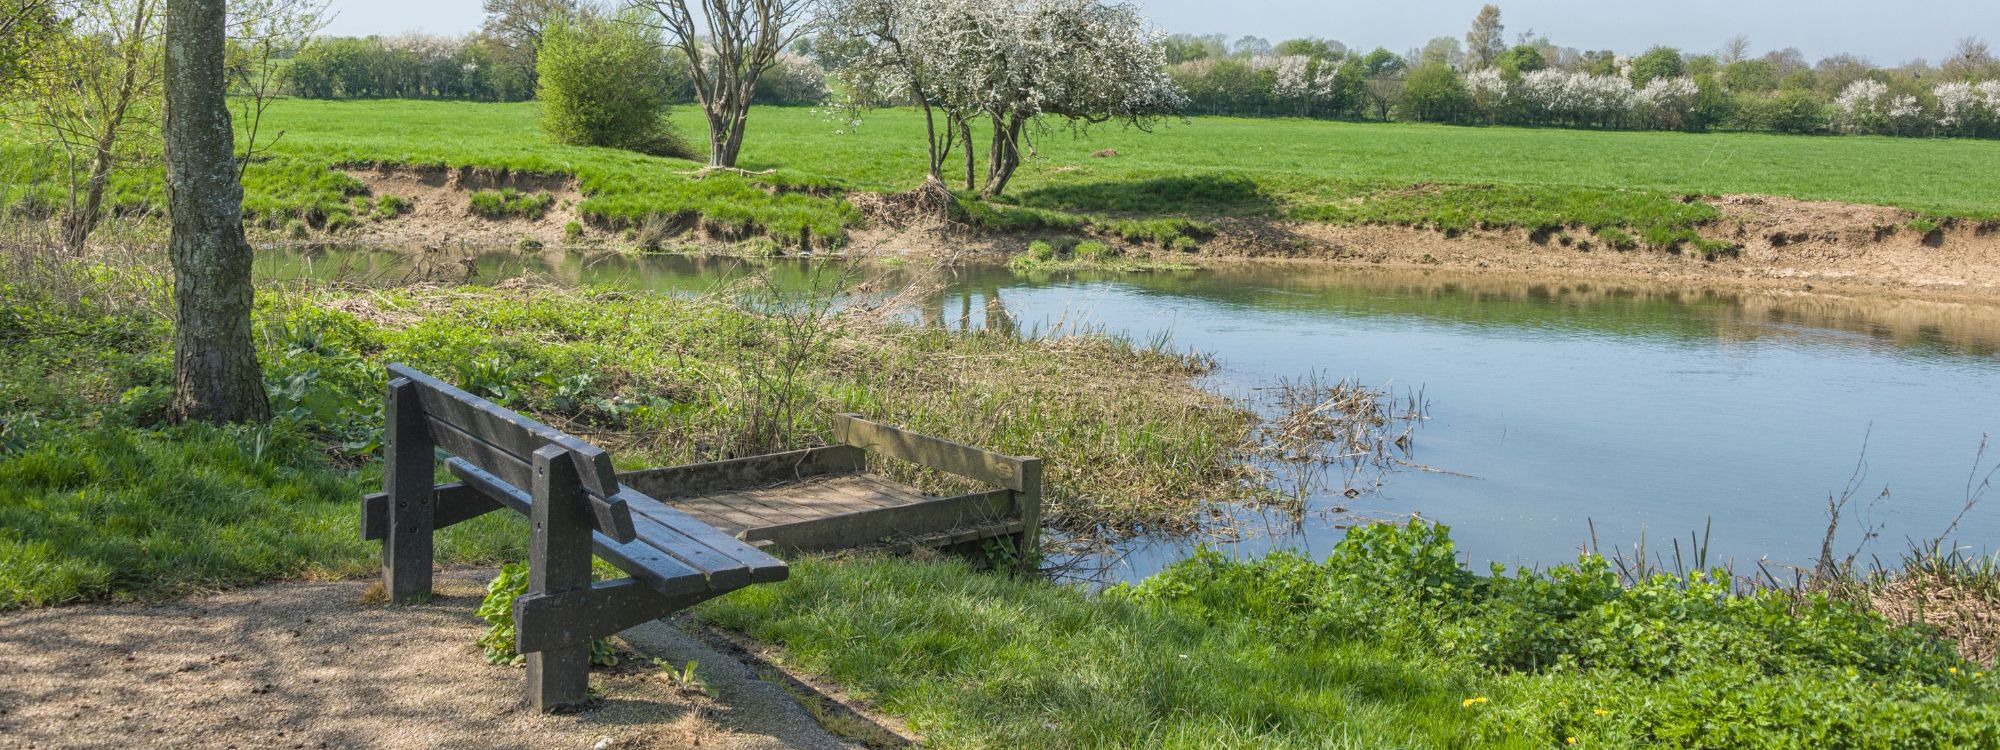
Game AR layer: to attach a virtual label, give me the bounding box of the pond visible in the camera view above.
[262,246,2000,584]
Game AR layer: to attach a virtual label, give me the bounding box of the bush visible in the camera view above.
[1027,239,1057,261]
[1398,63,1473,123]
[537,18,687,157]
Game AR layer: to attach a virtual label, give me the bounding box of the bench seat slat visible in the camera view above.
[445,459,713,598]
[620,492,789,583]
[619,505,752,589]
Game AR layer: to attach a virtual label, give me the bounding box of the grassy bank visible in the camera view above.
[0,253,1247,608]
[702,523,1999,749]
[7,101,2000,252]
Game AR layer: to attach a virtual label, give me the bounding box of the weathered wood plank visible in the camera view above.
[389,363,621,499]
[1014,458,1044,574]
[619,492,789,583]
[709,489,820,524]
[832,414,1035,491]
[446,459,710,598]
[526,445,593,712]
[743,488,1017,554]
[620,445,865,499]
[428,420,636,544]
[514,578,725,653]
[382,378,436,604]
[361,483,502,541]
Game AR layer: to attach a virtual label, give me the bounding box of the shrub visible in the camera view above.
[537,17,687,157]
[1398,63,1473,123]
[1026,239,1057,261]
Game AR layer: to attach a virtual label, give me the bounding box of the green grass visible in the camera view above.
[701,522,2000,749]
[0,257,1247,607]
[9,101,2000,249]
[467,187,554,219]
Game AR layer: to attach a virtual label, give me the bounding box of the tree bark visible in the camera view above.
[165,0,270,425]
[980,114,1024,199]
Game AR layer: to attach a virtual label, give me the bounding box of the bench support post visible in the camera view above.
[525,445,595,712]
[383,378,436,604]
[1013,459,1043,575]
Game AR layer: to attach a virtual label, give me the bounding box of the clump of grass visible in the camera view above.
[373,194,410,220]
[515,236,544,251]
[1594,226,1638,250]
[284,219,308,239]
[468,188,555,220]
[563,220,585,242]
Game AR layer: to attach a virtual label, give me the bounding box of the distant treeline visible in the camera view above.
[1160,9,2000,139]
[287,3,2000,140]
[284,33,828,106]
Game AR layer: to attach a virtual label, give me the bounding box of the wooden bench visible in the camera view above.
[360,364,787,712]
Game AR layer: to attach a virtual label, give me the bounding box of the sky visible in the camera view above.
[321,0,1999,64]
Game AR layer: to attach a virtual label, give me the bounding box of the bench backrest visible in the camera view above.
[387,363,638,543]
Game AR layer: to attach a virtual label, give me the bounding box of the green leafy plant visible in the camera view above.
[476,562,619,667]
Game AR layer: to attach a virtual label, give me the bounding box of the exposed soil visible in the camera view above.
[326,166,2000,304]
[338,166,594,249]
[0,569,874,750]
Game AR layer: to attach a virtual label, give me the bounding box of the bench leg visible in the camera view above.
[525,445,595,712]
[383,378,436,604]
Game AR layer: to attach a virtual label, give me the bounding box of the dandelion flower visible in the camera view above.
[1593,708,1610,717]
[1567,738,1578,746]
[1950,667,1959,675]
[1462,697,1489,708]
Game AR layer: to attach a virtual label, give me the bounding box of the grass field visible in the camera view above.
[8,100,2000,248]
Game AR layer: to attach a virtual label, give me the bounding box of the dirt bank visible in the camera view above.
[0,569,870,750]
[338,166,593,248]
[326,167,2000,304]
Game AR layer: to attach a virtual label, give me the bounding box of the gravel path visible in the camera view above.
[0,569,867,750]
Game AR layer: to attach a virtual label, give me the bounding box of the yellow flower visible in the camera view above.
[1567,738,1578,746]
[1461,696,1489,708]
[1949,667,1959,675]
[1976,672,1986,679]
[1593,708,1610,717]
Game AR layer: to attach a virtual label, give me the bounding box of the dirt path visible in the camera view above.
[0,570,874,750]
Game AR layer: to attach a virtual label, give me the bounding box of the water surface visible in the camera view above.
[263,247,2000,583]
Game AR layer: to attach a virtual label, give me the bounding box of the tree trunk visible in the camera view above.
[980,115,1024,199]
[59,146,112,253]
[165,0,270,425]
[958,118,975,192]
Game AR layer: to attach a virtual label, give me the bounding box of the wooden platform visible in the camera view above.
[621,416,1042,565]
[661,473,1024,553]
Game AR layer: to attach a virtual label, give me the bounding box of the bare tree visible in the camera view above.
[1720,34,1751,65]
[12,0,165,254]
[483,0,578,46]
[481,0,579,82]
[226,0,329,179]
[165,0,269,424]
[1463,3,1502,70]
[628,0,818,169]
